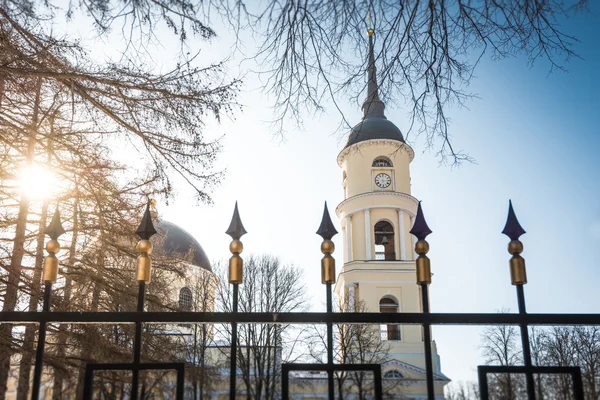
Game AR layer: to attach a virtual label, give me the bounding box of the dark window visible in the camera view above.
[372,157,392,167]
[380,297,400,340]
[179,287,193,311]
[374,220,395,261]
[384,370,403,378]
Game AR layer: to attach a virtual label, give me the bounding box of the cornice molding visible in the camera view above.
[336,191,419,218]
[337,139,415,166]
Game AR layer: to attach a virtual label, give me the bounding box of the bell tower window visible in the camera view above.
[179,287,193,311]
[379,297,400,341]
[374,220,395,261]
[372,157,393,167]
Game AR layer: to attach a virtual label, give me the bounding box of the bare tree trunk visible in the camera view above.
[52,181,78,400]
[0,78,42,400]
[16,199,49,400]
[75,247,103,398]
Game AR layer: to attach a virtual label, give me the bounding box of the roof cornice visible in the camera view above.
[337,139,414,166]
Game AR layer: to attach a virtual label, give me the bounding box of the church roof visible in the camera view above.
[344,31,405,148]
[152,220,212,271]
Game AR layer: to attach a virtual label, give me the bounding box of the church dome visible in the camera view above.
[152,220,211,271]
[345,117,405,148]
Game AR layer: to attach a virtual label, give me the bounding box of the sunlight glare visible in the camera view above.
[18,164,56,200]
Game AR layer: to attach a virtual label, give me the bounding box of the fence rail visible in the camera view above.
[2,311,600,325]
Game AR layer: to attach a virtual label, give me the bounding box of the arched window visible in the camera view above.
[383,370,404,379]
[372,157,393,167]
[179,287,193,311]
[374,220,395,261]
[380,297,400,341]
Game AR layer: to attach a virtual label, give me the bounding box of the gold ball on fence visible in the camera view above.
[230,239,243,254]
[415,239,429,255]
[46,239,60,254]
[508,240,523,255]
[136,239,153,254]
[321,239,334,255]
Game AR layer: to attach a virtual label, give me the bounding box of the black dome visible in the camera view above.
[345,117,405,148]
[152,220,211,271]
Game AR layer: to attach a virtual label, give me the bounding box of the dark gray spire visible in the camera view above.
[502,200,526,241]
[316,202,338,240]
[226,201,247,240]
[136,201,157,240]
[361,31,386,119]
[46,207,66,240]
[410,202,432,241]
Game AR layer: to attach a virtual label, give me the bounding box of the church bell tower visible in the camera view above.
[333,28,447,390]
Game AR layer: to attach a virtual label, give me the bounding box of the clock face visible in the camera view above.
[375,173,391,188]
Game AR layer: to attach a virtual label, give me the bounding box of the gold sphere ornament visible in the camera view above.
[136,239,153,255]
[321,239,334,255]
[46,239,60,254]
[415,240,429,255]
[230,239,243,254]
[508,240,523,255]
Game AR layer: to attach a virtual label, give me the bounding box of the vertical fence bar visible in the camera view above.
[31,282,52,399]
[503,202,534,400]
[316,202,338,400]
[421,284,435,400]
[517,284,536,399]
[373,364,383,400]
[478,367,489,399]
[572,367,585,400]
[82,364,94,399]
[229,283,239,400]
[131,281,146,400]
[281,364,290,400]
[326,282,335,400]
[411,201,434,400]
[226,201,246,400]
[176,364,185,400]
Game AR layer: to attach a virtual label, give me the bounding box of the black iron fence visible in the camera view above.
[1,200,599,399]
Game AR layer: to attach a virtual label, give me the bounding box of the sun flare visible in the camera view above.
[18,164,56,200]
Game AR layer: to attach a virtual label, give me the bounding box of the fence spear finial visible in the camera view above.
[135,201,156,282]
[43,206,65,283]
[411,201,432,285]
[502,199,526,241]
[226,201,247,241]
[317,202,337,284]
[316,202,338,241]
[227,202,246,284]
[502,200,527,285]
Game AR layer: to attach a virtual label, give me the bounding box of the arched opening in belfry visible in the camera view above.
[179,287,193,311]
[379,296,400,341]
[372,156,393,167]
[374,220,395,260]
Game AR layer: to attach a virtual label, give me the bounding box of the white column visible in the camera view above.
[345,215,352,262]
[365,208,372,260]
[410,215,416,260]
[398,209,406,260]
[347,283,355,312]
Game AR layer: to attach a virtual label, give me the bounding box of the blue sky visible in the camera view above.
[165,4,599,383]
[59,1,600,385]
